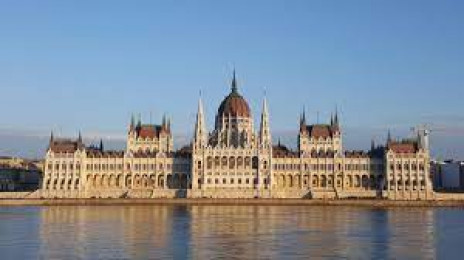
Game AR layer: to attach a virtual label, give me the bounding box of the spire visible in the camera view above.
[260,94,271,148]
[334,106,339,126]
[130,113,135,129]
[100,139,104,152]
[231,69,238,93]
[387,129,392,144]
[137,113,142,127]
[162,114,166,128]
[330,113,334,126]
[194,92,207,148]
[371,138,375,151]
[78,131,82,143]
[300,106,306,124]
[50,131,54,143]
[300,106,307,132]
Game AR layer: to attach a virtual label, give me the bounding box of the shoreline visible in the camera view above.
[2,198,464,207]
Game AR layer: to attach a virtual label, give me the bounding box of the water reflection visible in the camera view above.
[0,205,461,259]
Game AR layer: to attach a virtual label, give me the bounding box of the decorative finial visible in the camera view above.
[231,69,237,93]
[130,113,135,128]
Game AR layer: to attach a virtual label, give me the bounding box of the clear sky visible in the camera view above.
[0,0,463,159]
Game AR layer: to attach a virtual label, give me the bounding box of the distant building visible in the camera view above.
[0,156,42,192]
[40,72,434,200]
[431,160,464,191]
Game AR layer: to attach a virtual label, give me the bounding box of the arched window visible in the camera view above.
[229,157,235,169]
[245,157,251,169]
[221,156,228,169]
[252,157,259,169]
[237,157,243,168]
[215,156,220,167]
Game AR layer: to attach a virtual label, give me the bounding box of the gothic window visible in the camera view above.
[215,156,220,168]
[207,157,213,169]
[229,157,235,169]
[237,157,243,168]
[245,157,251,169]
[221,156,228,169]
[328,164,333,171]
[252,157,258,169]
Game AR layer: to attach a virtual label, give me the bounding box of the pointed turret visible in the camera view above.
[100,139,104,152]
[334,107,339,127]
[371,138,375,151]
[387,129,392,144]
[78,131,82,143]
[162,114,167,129]
[231,69,238,93]
[49,131,54,144]
[259,95,271,148]
[130,113,135,130]
[137,113,142,128]
[194,93,207,149]
[299,107,307,133]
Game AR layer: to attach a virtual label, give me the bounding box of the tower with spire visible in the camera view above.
[126,113,173,154]
[193,93,207,150]
[298,107,342,156]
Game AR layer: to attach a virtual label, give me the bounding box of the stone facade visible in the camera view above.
[40,73,433,200]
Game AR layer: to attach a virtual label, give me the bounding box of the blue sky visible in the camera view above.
[0,1,463,159]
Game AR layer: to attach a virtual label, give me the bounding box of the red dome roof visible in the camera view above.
[217,73,251,118]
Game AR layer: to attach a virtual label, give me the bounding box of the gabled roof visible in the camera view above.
[301,124,339,138]
[49,138,84,153]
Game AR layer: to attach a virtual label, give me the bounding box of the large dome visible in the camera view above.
[217,73,251,118]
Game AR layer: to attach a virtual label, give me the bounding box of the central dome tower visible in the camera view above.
[217,71,251,118]
[213,71,255,148]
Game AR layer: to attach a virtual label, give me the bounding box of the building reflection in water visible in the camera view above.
[37,205,439,259]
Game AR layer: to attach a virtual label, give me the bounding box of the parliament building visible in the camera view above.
[40,73,433,200]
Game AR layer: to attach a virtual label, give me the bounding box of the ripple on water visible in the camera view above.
[0,205,463,259]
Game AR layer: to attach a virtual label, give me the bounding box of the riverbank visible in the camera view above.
[2,198,464,207]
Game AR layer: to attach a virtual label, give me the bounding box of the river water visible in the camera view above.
[0,205,463,259]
